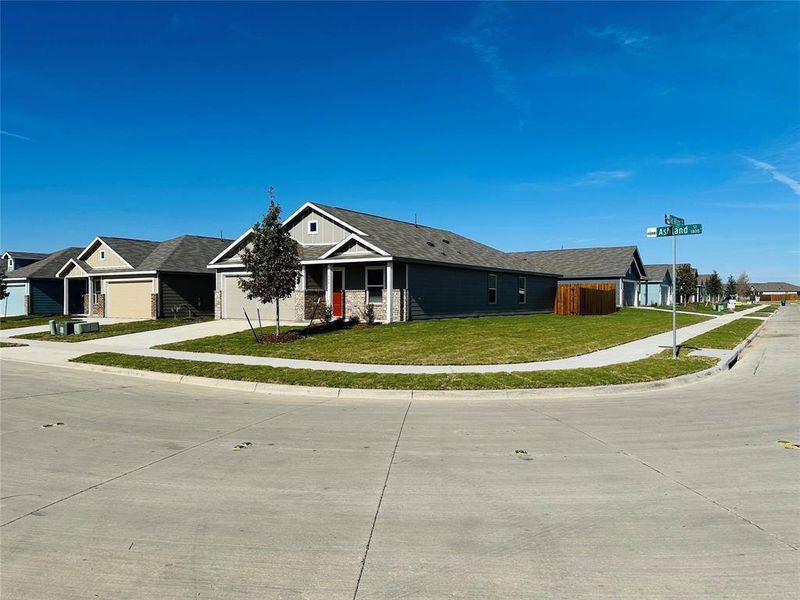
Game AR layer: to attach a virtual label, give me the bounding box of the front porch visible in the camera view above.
[296,261,408,323]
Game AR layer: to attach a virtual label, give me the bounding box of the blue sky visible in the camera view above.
[2,1,798,281]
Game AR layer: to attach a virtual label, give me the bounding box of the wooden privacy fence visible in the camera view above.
[760,294,799,302]
[555,283,617,316]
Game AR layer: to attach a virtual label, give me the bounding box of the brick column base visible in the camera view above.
[91,293,105,317]
[23,295,30,316]
[214,290,222,319]
[151,293,159,318]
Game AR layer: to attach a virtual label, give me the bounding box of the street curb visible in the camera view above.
[1,312,771,401]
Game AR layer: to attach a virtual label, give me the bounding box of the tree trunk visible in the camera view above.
[276,301,281,337]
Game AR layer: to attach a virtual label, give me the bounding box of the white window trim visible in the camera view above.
[488,273,498,305]
[518,276,526,304]
[365,266,385,305]
[307,220,319,235]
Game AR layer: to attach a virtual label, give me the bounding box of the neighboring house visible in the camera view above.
[1,250,49,272]
[1,248,83,317]
[507,246,646,307]
[208,202,561,322]
[639,264,672,306]
[56,235,232,319]
[750,282,800,301]
[696,273,716,302]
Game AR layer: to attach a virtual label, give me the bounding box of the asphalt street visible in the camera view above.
[1,306,798,598]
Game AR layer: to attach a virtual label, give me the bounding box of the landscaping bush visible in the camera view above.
[361,303,376,326]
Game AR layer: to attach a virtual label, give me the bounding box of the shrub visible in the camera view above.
[322,305,333,324]
[349,314,361,325]
[362,303,376,326]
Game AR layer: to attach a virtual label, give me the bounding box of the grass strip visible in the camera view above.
[156,309,708,366]
[0,341,27,348]
[683,318,762,350]
[0,314,71,330]
[71,350,716,391]
[14,317,213,343]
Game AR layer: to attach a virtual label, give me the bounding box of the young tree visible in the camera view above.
[239,189,301,337]
[675,264,697,304]
[736,271,751,301]
[0,264,9,318]
[705,271,723,301]
[724,275,737,299]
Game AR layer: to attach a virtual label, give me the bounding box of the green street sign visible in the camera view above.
[673,223,702,235]
[656,224,702,237]
[665,213,685,226]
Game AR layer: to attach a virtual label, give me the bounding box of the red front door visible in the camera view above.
[332,270,344,317]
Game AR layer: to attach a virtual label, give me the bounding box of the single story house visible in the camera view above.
[507,246,646,307]
[750,282,800,301]
[56,235,232,319]
[639,264,672,306]
[208,202,561,322]
[1,247,83,317]
[1,250,50,273]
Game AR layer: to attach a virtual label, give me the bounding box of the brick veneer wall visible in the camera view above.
[83,294,90,315]
[150,294,159,318]
[214,290,222,319]
[23,295,30,316]
[344,289,405,322]
[91,293,105,317]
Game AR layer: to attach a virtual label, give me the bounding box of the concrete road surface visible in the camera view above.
[1,307,798,598]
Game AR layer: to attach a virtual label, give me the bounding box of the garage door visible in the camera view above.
[106,281,153,319]
[1,284,26,317]
[223,276,296,320]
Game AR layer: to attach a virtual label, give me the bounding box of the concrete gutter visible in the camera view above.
[3,317,769,401]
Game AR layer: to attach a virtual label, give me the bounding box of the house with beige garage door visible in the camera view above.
[208,202,561,322]
[56,235,232,319]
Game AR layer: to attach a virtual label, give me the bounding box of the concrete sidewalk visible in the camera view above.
[0,305,768,374]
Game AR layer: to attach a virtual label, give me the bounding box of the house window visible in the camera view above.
[99,250,106,260]
[366,267,384,304]
[488,273,497,304]
[518,276,526,304]
[94,279,102,294]
[308,220,318,235]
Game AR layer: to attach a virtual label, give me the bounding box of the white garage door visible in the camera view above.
[106,281,153,319]
[223,276,296,321]
[1,284,26,317]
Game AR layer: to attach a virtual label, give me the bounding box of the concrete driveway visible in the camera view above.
[1,309,797,598]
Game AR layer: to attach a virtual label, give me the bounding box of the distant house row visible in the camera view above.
[3,203,794,320]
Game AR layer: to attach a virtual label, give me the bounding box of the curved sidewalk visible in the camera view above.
[104,305,767,373]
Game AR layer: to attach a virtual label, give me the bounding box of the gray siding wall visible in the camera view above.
[30,279,64,314]
[160,273,216,317]
[408,263,556,320]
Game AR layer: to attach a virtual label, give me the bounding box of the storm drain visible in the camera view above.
[41,422,64,428]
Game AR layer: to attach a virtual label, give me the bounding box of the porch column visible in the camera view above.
[300,265,306,291]
[63,279,69,315]
[386,262,393,323]
[88,276,93,311]
[325,264,333,307]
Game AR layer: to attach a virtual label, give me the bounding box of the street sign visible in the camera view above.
[672,223,702,236]
[665,213,685,226]
[655,224,702,236]
[656,226,673,237]
[646,227,657,238]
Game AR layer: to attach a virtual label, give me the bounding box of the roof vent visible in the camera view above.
[426,241,435,247]
[442,239,450,244]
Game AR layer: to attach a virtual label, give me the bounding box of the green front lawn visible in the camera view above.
[13,317,213,343]
[157,309,707,365]
[751,304,779,315]
[0,341,27,348]
[683,318,762,350]
[71,350,716,391]
[0,314,75,330]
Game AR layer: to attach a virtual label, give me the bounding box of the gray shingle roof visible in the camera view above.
[2,251,50,260]
[751,282,800,293]
[99,237,161,268]
[312,204,559,275]
[4,247,83,279]
[137,235,233,274]
[507,246,642,279]
[644,264,673,281]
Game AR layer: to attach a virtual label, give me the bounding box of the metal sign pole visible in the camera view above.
[672,232,677,359]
